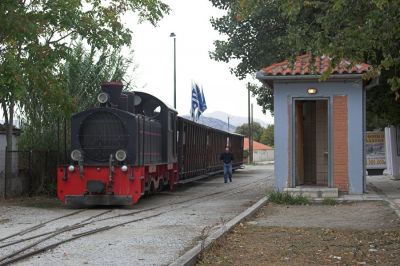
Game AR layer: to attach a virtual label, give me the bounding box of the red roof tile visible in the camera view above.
[260,53,372,76]
[244,138,273,151]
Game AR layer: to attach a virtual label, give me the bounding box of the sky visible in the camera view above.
[124,0,274,125]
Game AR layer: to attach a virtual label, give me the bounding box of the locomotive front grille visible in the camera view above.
[79,112,128,162]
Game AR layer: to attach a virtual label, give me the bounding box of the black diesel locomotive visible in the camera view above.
[57,81,244,205]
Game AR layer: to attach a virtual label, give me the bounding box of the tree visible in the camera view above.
[209,0,400,125]
[209,0,290,80]
[0,0,169,197]
[235,122,264,142]
[18,43,135,151]
[259,124,274,147]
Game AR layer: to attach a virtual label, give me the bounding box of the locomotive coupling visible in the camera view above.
[109,154,115,181]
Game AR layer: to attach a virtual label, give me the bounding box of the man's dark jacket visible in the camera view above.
[220,153,234,164]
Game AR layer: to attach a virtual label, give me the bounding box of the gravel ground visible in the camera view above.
[0,164,274,265]
[254,201,400,230]
[198,201,400,265]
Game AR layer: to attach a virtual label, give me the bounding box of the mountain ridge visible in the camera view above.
[181,111,269,132]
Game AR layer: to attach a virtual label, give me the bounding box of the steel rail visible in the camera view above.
[0,210,112,249]
[0,209,87,243]
[0,174,271,265]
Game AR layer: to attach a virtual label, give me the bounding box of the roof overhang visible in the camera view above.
[255,70,379,90]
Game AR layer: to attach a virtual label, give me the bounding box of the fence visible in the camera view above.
[0,150,63,198]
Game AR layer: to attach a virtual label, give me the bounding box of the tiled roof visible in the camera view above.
[260,53,372,76]
[244,137,273,151]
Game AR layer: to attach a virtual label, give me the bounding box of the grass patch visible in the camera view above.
[322,198,338,205]
[268,191,310,205]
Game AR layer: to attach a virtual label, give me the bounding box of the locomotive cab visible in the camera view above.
[131,91,178,165]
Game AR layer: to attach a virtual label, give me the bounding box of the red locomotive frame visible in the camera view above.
[57,163,178,205]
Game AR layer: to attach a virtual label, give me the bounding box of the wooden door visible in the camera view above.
[295,101,304,185]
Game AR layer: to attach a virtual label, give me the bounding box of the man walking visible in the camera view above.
[220,147,234,183]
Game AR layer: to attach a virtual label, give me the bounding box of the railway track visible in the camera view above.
[0,173,271,265]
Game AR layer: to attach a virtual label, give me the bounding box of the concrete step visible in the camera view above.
[283,187,339,198]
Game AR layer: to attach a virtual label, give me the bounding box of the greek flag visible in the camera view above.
[199,87,207,113]
[191,82,199,121]
[190,81,207,121]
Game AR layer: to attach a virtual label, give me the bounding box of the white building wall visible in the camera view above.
[385,126,400,179]
[0,134,19,175]
[253,149,274,162]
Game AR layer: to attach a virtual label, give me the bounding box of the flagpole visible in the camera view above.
[170,32,176,109]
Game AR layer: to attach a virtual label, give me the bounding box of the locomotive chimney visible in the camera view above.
[101,81,123,107]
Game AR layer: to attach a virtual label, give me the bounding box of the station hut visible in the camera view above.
[256,54,376,196]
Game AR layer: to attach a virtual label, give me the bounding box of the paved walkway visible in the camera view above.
[338,175,400,217]
[365,175,400,217]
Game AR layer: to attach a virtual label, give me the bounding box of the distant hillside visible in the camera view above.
[181,115,236,132]
[204,111,268,127]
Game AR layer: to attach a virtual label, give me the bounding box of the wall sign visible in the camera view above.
[365,131,386,169]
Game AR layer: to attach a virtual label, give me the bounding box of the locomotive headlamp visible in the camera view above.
[97,92,109,104]
[71,149,82,161]
[121,165,128,172]
[115,149,127,162]
[68,165,75,172]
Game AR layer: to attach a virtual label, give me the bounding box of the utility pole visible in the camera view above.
[227,116,230,132]
[250,103,254,164]
[248,88,251,164]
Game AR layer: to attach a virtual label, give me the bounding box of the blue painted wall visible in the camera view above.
[273,78,365,194]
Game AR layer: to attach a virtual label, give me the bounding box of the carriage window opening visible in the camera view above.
[142,100,161,118]
[134,95,142,106]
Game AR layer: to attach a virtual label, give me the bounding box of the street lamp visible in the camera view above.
[170,32,176,109]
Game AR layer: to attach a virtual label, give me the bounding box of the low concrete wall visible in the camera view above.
[253,149,274,162]
[0,171,30,197]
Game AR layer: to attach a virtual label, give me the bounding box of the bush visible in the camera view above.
[322,198,338,205]
[268,191,310,205]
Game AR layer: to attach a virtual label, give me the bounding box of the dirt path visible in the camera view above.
[198,201,400,265]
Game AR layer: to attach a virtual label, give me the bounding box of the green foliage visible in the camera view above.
[366,70,400,129]
[259,124,274,147]
[18,44,134,150]
[0,0,167,151]
[235,121,274,146]
[235,122,264,141]
[322,198,338,206]
[209,0,400,125]
[209,0,290,80]
[247,82,273,115]
[268,191,310,205]
[1,0,169,102]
